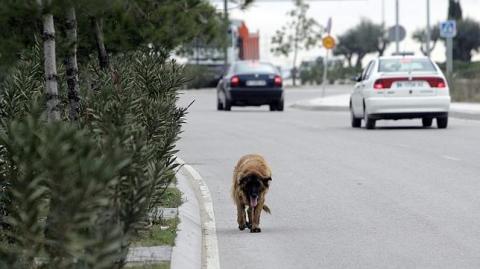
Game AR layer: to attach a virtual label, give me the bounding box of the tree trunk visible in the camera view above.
[292,45,298,87]
[92,16,109,69]
[39,2,60,122]
[346,55,353,68]
[420,44,428,56]
[292,26,300,87]
[377,40,387,56]
[65,6,80,121]
[355,53,365,69]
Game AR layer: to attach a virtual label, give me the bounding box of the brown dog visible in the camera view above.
[232,154,272,233]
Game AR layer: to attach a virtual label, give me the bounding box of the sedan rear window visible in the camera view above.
[379,58,436,73]
[234,62,277,74]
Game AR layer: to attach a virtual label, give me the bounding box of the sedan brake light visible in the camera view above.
[374,78,392,89]
[231,76,240,87]
[425,77,446,88]
[274,75,283,87]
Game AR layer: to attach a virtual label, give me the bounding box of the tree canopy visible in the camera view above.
[412,26,440,56]
[452,19,480,62]
[448,0,463,21]
[0,0,223,67]
[270,0,323,86]
[333,19,389,68]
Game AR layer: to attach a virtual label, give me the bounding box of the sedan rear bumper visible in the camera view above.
[365,96,451,116]
[369,112,448,120]
[228,88,283,106]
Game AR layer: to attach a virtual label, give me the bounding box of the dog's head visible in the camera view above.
[239,173,272,208]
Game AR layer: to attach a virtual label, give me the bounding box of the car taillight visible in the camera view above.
[373,78,391,89]
[425,77,446,88]
[231,76,240,87]
[274,76,283,87]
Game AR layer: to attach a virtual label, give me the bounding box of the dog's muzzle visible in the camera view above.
[249,195,258,208]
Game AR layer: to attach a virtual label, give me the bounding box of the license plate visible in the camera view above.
[396,81,425,88]
[246,80,266,86]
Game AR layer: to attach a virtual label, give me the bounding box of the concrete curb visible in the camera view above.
[175,157,220,269]
[171,160,202,269]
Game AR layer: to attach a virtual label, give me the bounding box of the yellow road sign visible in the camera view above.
[322,35,336,50]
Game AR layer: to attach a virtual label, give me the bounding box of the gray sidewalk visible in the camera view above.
[291,93,480,120]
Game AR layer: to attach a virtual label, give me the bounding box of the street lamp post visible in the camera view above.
[426,0,431,57]
[395,0,400,53]
[381,0,385,26]
[224,0,229,70]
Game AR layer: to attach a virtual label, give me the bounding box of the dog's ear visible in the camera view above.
[262,177,272,187]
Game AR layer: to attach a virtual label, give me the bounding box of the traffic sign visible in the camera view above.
[387,25,406,42]
[322,35,336,50]
[440,20,457,38]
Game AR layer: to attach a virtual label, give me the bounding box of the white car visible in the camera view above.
[350,56,451,129]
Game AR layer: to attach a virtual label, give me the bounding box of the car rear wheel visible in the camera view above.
[365,116,376,129]
[350,106,361,128]
[364,106,376,129]
[224,98,231,111]
[270,100,284,111]
[437,117,448,129]
[276,100,284,111]
[422,118,433,127]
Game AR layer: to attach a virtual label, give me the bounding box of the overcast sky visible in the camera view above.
[210,0,480,67]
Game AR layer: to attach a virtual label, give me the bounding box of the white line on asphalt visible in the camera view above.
[176,157,221,269]
[441,155,461,161]
[395,144,411,148]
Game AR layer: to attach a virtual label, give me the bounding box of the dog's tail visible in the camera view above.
[262,204,271,214]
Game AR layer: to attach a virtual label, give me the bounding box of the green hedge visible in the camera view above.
[0,46,187,268]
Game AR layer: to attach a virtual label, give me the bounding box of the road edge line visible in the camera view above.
[176,157,220,269]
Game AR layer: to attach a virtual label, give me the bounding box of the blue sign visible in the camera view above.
[440,20,457,38]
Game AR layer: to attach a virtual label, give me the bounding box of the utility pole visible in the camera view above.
[426,0,431,57]
[224,0,229,70]
[395,0,400,53]
[381,0,385,26]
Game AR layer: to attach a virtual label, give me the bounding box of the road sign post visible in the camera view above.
[322,34,336,98]
[439,20,457,79]
[446,38,453,77]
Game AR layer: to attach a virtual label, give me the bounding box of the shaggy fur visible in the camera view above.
[232,154,272,233]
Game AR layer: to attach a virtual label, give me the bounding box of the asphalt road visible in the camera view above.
[177,87,480,269]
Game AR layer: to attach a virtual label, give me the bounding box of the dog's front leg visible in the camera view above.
[250,202,263,233]
[247,207,253,229]
[237,204,247,230]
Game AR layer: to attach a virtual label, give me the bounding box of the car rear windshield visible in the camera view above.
[378,58,437,73]
[234,62,277,74]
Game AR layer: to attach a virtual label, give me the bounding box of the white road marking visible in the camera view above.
[441,155,461,161]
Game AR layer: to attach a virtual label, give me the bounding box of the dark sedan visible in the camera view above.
[217,61,284,111]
